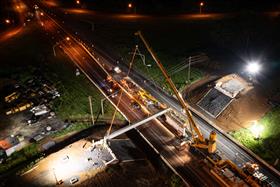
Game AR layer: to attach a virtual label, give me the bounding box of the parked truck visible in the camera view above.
[6,102,33,115]
[4,92,20,103]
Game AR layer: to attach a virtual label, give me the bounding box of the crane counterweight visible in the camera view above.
[135,30,215,153]
[134,30,264,186]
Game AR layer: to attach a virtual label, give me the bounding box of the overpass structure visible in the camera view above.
[104,108,171,140]
[35,4,280,186]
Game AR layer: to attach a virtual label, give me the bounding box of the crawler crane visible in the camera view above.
[135,31,216,154]
[135,31,261,187]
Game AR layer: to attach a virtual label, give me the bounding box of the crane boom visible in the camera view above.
[135,31,263,186]
[135,31,204,142]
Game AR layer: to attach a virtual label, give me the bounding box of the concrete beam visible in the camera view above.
[105,108,170,140]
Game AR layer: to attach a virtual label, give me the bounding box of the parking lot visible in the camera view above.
[0,77,66,157]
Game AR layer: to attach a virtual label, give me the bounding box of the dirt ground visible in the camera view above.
[79,160,169,187]
[11,137,171,187]
[18,139,112,186]
[217,86,270,131]
[185,74,270,132]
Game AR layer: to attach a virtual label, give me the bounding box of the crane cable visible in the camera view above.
[106,46,138,137]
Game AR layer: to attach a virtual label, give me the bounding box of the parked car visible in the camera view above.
[69,177,79,184]
[27,115,39,124]
[61,155,69,163]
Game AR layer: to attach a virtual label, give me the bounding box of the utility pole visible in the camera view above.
[188,56,191,83]
[52,42,59,57]
[82,20,95,31]
[199,2,204,14]
[90,22,95,31]
[53,37,70,57]
[274,158,279,167]
[52,168,58,185]
[129,45,151,67]
[88,96,95,125]
[101,98,105,116]
[100,91,119,116]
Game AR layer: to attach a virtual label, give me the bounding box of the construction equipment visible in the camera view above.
[42,84,60,99]
[135,31,217,154]
[6,102,33,115]
[4,92,20,103]
[30,104,50,116]
[138,90,158,104]
[207,158,260,187]
[135,31,263,186]
[137,90,166,109]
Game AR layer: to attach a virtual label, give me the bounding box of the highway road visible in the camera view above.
[32,5,224,186]
[100,42,280,186]
[116,56,280,169]
[26,1,280,186]
[85,40,280,186]
[57,13,280,184]
[50,7,280,186]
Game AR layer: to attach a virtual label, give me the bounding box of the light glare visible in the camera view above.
[246,62,261,74]
[5,19,11,24]
[250,122,264,139]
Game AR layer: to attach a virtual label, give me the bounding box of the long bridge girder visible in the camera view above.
[104,108,171,140]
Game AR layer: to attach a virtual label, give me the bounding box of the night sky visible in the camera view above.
[62,0,280,13]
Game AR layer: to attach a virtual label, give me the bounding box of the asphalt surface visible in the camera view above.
[118,57,280,186]
[24,1,280,186]
[81,32,280,185]
[31,5,224,186]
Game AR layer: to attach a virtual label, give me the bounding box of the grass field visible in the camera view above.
[231,107,280,170]
[110,23,206,88]
[76,13,280,94]
[103,15,280,172]
[0,24,122,121]
[0,143,40,174]
[0,24,123,174]
[46,52,123,120]
[51,123,92,138]
[132,58,204,92]
[77,20,208,91]
[85,14,280,172]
